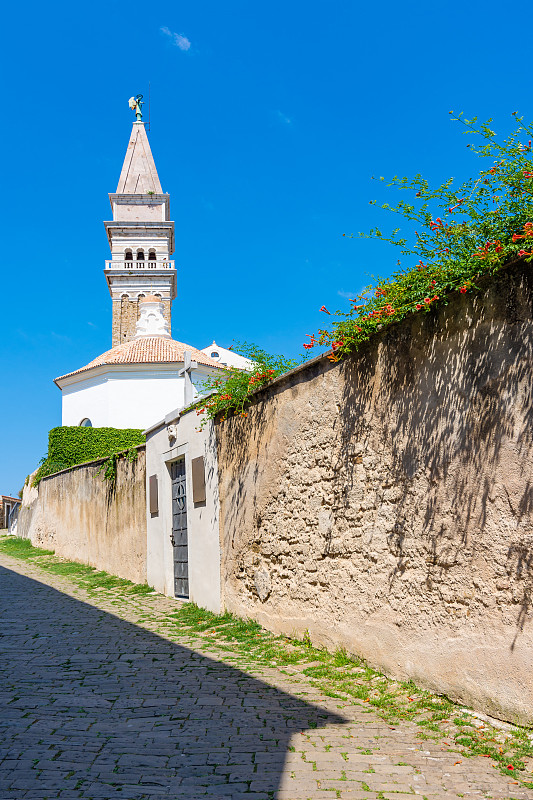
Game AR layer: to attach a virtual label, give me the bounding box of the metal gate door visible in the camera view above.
[170,459,189,598]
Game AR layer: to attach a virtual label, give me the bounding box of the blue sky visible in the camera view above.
[1,0,531,494]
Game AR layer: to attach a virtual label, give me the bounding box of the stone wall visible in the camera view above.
[216,259,533,725]
[18,447,147,584]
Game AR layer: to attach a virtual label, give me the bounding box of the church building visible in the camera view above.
[55,102,249,430]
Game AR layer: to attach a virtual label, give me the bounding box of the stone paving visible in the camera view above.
[0,553,530,800]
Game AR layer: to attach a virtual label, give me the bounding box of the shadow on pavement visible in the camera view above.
[0,565,346,799]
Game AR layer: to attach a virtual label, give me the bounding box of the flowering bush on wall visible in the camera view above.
[195,113,533,421]
[195,343,301,423]
[305,112,533,361]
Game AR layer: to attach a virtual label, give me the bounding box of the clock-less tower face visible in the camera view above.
[103,122,177,346]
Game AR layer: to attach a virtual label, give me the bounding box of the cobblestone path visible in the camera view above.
[0,553,529,800]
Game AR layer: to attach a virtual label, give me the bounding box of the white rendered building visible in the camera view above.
[55,296,223,429]
[200,341,254,370]
[54,117,241,430]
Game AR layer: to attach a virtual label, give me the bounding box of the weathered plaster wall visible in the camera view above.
[18,448,146,584]
[216,260,533,725]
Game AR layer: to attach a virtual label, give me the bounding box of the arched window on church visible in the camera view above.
[137,250,144,261]
[125,249,133,261]
[79,418,92,427]
[148,249,156,262]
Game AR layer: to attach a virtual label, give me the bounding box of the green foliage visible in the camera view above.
[0,537,54,558]
[0,536,153,594]
[97,446,139,487]
[33,427,145,485]
[195,342,301,423]
[306,112,533,361]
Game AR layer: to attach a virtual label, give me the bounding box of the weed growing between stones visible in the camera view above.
[2,534,532,789]
[168,604,533,787]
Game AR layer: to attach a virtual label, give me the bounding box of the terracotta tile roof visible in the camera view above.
[55,337,224,381]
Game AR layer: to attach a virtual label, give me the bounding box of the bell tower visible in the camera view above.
[104,99,176,346]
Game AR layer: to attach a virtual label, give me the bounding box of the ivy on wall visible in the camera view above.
[33,427,145,486]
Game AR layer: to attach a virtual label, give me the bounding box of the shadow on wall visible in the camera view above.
[0,566,344,798]
[215,355,339,555]
[337,260,533,650]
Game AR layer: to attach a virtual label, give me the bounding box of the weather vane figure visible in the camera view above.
[128,94,144,122]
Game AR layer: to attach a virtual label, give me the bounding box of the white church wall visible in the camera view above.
[107,371,184,430]
[61,374,110,428]
[60,366,224,431]
[145,410,221,613]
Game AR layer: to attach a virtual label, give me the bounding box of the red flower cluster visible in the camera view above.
[512,222,533,242]
[319,305,331,315]
[429,217,444,232]
[473,240,503,260]
[248,370,275,386]
[360,303,396,321]
[414,294,439,311]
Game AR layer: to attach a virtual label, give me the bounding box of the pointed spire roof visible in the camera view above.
[116,122,163,194]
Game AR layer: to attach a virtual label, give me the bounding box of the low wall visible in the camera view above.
[216,259,533,725]
[18,447,147,584]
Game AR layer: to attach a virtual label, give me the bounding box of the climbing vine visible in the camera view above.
[97,446,139,487]
[33,427,145,486]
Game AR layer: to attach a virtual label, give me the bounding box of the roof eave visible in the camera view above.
[54,360,226,387]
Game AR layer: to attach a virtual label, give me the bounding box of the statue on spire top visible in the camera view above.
[128,94,144,122]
